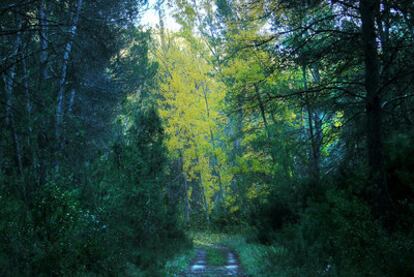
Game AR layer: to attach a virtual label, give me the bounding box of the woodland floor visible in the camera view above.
[181,246,246,276]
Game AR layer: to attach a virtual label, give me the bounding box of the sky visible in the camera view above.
[140,0,181,31]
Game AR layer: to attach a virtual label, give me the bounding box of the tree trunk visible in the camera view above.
[302,64,320,182]
[254,83,270,136]
[2,18,23,176]
[360,0,390,215]
[38,0,49,81]
[254,83,278,165]
[183,172,191,226]
[179,152,191,226]
[21,46,38,178]
[22,52,32,125]
[201,84,225,205]
[201,185,210,226]
[35,0,49,183]
[56,0,83,156]
[67,88,76,114]
[310,64,322,180]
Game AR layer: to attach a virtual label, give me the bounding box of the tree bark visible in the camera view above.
[35,0,49,182]
[178,152,191,226]
[360,0,390,215]
[254,83,278,165]
[2,17,23,176]
[310,64,322,180]
[183,172,191,226]
[201,185,210,226]
[67,88,76,114]
[38,0,49,81]
[21,45,38,177]
[201,84,225,205]
[254,83,270,136]
[302,64,320,182]
[56,0,83,153]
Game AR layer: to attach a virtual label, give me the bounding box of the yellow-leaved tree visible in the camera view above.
[156,34,231,225]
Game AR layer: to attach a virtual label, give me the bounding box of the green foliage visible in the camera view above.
[0,180,109,276]
[225,238,283,277]
[206,248,226,266]
[386,130,414,217]
[89,93,191,275]
[254,184,414,276]
[163,247,195,276]
[0,3,188,274]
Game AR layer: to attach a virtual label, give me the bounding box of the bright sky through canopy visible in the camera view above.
[141,0,181,31]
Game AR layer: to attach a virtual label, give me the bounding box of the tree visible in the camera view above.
[157,34,231,226]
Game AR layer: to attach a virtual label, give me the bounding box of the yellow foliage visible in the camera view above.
[156,35,231,209]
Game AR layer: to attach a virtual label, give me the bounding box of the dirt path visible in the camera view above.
[182,247,245,276]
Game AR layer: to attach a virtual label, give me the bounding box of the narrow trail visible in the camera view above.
[182,246,245,276]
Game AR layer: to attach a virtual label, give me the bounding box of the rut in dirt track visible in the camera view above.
[181,247,246,276]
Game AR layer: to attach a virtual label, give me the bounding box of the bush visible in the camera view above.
[261,186,414,276]
[0,180,111,276]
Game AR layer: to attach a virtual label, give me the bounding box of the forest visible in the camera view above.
[0,0,413,276]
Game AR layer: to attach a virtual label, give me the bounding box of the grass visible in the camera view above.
[205,247,226,266]
[163,246,195,276]
[163,231,285,276]
[203,232,275,276]
[190,231,284,276]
